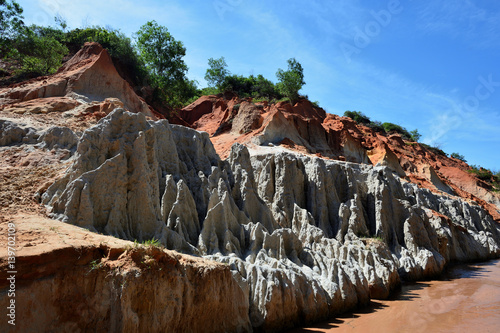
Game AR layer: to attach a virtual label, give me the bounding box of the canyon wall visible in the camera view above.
[39,109,500,331]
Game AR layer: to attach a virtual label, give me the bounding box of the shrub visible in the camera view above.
[10,28,68,76]
[467,167,499,191]
[199,87,219,96]
[142,238,162,248]
[277,97,291,104]
[420,143,447,157]
[221,74,253,97]
[468,165,494,181]
[28,25,65,44]
[366,120,385,132]
[343,110,371,124]
[493,171,500,192]
[252,96,269,103]
[220,73,281,100]
[450,152,467,162]
[251,74,279,99]
[381,122,413,140]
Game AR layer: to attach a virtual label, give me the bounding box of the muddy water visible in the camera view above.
[290,259,500,333]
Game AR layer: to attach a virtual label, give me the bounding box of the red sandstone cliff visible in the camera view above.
[177,95,500,222]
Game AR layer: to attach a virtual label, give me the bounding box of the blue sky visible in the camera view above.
[19,0,500,170]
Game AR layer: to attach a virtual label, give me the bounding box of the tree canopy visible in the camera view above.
[276,58,305,103]
[135,20,193,107]
[205,56,229,90]
[0,0,24,56]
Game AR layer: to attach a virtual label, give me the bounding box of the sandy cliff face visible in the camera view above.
[2,45,500,332]
[0,215,251,333]
[38,109,500,331]
[0,42,157,124]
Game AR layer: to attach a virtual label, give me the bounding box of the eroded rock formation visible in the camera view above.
[2,42,500,332]
[179,95,500,222]
[0,43,155,119]
[40,109,500,331]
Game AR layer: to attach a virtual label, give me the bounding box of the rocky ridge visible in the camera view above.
[1,43,500,332]
[39,108,500,331]
[178,95,500,222]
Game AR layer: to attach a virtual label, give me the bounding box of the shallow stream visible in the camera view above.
[290,259,500,333]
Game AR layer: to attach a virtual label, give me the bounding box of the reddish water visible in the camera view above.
[290,259,500,333]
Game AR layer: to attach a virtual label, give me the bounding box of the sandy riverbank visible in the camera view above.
[291,259,500,333]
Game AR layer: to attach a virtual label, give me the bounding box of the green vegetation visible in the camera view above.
[276,58,305,104]
[220,74,282,99]
[343,111,371,124]
[409,129,421,142]
[65,26,146,85]
[365,120,385,132]
[419,143,447,157]
[468,165,494,180]
[1,4,198,110]
[1,1,308,113]
[205,56,229,90]
[135,20,197,108]
[450,152,467,162]
[9,28,68,76]
[0,0,24,55]
[1,1,68,80]
[343,111,421,142]
[142,238,162,248]
[381,122,413,140]
[467,166,500,191]
[495,171,500,192]
[89,259,104,272]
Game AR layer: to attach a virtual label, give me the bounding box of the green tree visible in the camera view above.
[251,74,278,99]
[276,58,305,103]
[54,14,67,31]
[205,56,229,91]
[135,20,190,107]
[409,129,421,142]
[450,152,466,162]
[0,0,24,56]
